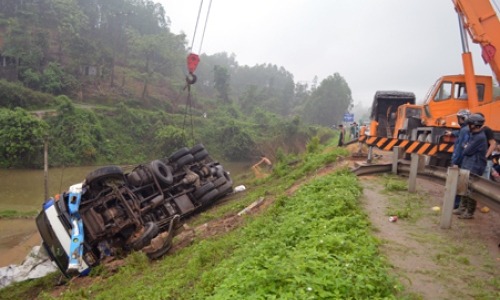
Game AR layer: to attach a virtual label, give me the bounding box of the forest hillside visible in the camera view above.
[0,0,353,167]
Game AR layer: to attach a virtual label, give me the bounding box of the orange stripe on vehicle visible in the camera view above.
[368,137,378,144]
[384,139,399,150]
[406,142,419,153]
[427,146,438,155]
[399,140,409,148]
[417,143,431,154]
[377,138,388,147]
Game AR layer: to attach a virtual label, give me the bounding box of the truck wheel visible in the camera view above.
[125,222,160,251]
[193,182,215,199]
[176,154,194,169]
[200,189,219,205]
[194,149,209,162]
[189,144,204,155]
[85,166,124,186]
[150,160,173,185]
[417,133,427,142]
[216,181,233,198]
[169,147,189,162]
[212,176,227,188]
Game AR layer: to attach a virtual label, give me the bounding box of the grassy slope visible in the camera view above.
[0,139,402,299]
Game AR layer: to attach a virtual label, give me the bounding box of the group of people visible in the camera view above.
[447,109,500,219]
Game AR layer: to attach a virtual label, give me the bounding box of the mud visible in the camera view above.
[361,176,500,299]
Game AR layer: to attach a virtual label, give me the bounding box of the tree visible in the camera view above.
[213,65,230,104]
[128,29,186,107]
[0,107,48,167]
[300,73,352,127]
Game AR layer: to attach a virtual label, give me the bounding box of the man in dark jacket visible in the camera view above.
[447,109,470,212]
[458,113,487,219]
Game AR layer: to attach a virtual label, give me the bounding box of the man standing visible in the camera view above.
[458,114,488,219]
[446,109,470,212]
[338,124,345,147]
[475,113,497,180]
[350,122,357,138]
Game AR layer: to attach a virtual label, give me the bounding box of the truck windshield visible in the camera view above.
[36,211,70,277]
[405,107,422,118]
[424,79,440,104]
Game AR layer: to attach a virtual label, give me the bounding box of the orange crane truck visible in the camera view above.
[360,0,500,166]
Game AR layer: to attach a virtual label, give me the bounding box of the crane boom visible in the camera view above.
[453,0,500,82]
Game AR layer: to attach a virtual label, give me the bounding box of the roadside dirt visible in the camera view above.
[361,176,500,299]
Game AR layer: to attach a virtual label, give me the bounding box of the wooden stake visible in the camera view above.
[44,135,49,201]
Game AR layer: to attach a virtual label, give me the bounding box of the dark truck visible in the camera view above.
[36,144,233,277]
[370,91,417,138]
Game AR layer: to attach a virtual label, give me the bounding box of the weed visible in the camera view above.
[456,256,470,265]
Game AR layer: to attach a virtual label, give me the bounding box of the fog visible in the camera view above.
[160,0,498,107]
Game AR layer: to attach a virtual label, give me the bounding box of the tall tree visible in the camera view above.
[300,73,352,126]
[213,65,230,104]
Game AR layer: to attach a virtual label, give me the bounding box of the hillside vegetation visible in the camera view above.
[0,1,353,167]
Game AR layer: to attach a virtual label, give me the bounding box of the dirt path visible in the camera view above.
[360,175,500,299]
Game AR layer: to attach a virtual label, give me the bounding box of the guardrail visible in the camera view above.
[351,148,500,229]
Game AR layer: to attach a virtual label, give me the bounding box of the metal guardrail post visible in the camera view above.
[367,146,373,164]
[441,168,460,229]
[392,147,403,174]
[408,153,424,193]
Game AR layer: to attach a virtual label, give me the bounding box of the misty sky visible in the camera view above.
[159,0,498,107]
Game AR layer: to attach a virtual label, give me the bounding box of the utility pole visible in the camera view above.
[44,135,49,201]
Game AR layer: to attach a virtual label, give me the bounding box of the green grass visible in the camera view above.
[0,209,38,218]
[0,143,402,299]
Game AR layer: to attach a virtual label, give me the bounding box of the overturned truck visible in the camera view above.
[36,144,233,277]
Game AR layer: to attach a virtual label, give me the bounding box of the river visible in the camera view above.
[0,159,253,266]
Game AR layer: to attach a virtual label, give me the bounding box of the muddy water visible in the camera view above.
[0,159,252,266]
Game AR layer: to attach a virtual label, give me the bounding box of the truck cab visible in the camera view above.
[422,75,493,128]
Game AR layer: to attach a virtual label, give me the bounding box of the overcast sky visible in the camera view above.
[159,0,498,107]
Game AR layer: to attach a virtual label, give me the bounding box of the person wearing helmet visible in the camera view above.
[457,113,488,219]
[475,113,497,180]
[447,109,471,212]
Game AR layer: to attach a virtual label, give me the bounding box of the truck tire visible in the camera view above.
[193,182,215,199]
[194,149,209,162]
[212,176,227,188]
[216,181,233,198]
[200,189,219,205]
[189,144,204,155]
[176,154,194,169]
[150,160,173,185]
[169,147,189,162]
[125,222,160,251]
[85,166,124,186]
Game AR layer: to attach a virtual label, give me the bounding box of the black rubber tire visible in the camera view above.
[126,222,160,251]
[176,154,194,169]
[193,182,215,199]
[151,160,174,185]
[200,188,219,205]
[169,147,189,162]
[189,144,205,155]
[217,181,233,198]
[194,149,209,162]
[150,160,173,185]
[212,176,227,188]
[215,165,224,178]
[85,166,124,186]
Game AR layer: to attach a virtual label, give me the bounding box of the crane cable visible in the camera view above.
[181,0,213,147]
